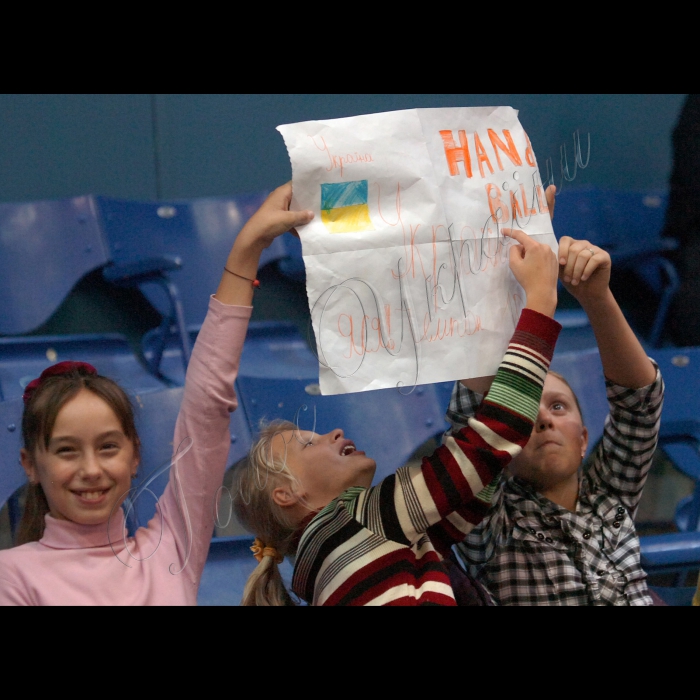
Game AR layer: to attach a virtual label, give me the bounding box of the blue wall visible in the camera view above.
[0,94,687,203]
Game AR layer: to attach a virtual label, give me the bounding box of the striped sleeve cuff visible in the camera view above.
[486,310,561,424]
[514,308,562,358]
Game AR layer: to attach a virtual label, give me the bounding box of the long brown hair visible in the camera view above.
[16,368,140,546]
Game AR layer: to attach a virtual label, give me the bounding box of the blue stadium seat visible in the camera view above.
[276,232,306,282]
[0,194,172,400]
[0,397,26,534]
[142,321,319,387]
[553,187,679,347]
[652,347,700,532]
[98,195,262,324]
[0,334,165,402]
[144,317,451,486]
[238,378,450,484]
[96,194,296,376]
[640,531,700,573]
[0,196,109,336]
[649,585,697,606]
[641,531,700,601]
[552,308,598,353]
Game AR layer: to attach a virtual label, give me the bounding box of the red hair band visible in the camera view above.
[22,361,98,405]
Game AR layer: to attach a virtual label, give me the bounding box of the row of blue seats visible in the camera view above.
[0,192,304,401]
[552,187,678,350]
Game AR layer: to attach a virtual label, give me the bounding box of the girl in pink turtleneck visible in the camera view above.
[0,185,313,606]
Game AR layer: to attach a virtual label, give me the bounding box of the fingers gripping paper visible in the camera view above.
[277,107,557,395]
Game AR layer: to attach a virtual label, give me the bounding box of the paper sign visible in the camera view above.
[277,107,557,395]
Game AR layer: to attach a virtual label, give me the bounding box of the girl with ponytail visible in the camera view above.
[0,184,313,606]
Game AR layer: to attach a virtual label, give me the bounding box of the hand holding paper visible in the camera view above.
[504,228,558,318]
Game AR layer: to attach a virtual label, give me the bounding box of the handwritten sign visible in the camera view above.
[278,107,557,395]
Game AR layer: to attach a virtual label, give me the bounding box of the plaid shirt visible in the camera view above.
[446,365,664,606]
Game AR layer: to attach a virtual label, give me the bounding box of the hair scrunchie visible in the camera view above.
[250,537,284,564]
[23,361,98,405]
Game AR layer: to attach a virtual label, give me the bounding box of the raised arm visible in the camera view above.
[216,185,314,306]
[558,237,656,388]
[460,185,558,395]
[153,184,313,581]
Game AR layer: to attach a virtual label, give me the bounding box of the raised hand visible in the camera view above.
[504,228,559,318]
[217,183,314,306]
[557,236,612,305]
[236,182,314,252]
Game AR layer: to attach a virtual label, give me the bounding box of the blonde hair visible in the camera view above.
[232,420,304,606]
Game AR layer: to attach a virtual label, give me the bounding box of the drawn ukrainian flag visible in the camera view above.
[321,180,374,234]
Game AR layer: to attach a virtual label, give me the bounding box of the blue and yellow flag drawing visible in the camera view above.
[321,180,374,234]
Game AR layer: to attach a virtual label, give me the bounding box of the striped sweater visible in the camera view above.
[291,309,561,606]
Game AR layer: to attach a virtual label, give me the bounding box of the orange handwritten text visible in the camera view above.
[441,128,524,179]
[311,135,373,178]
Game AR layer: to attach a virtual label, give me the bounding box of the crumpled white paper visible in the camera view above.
[278,107,557,395]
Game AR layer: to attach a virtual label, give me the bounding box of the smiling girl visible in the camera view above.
[0,184,313,606]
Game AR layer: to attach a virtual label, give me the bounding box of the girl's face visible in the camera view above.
[21,389,139,527]
[508,374,588,492]
[270,427,376,513]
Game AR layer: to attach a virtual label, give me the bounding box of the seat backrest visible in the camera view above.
[650,348,700,430]
[96,194,288,326]
[651,347,700,487]
[598,189,668,251]
[550,347,609,457]
[554,186,669,251]
[0,196,109,335]
[551,186,603,242]
[0,334,166,402]
[237,319,449,482]
[0,398,25,513]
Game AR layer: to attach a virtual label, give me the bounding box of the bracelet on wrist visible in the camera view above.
[224,267,260,288]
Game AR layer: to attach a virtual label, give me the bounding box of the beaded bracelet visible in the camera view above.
[224,267,260,288]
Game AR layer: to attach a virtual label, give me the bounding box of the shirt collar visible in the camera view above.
[39,509,127,550]
[505,476,580,518]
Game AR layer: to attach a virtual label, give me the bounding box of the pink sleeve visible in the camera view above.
[152,296,252,586]
[0,575,32,606]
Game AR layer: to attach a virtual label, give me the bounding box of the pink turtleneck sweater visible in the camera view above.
[0,297,251,606]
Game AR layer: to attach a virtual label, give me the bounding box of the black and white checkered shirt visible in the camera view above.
[446,365,664,606]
